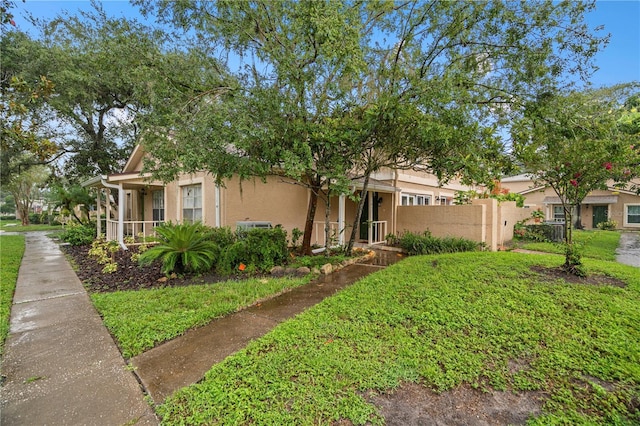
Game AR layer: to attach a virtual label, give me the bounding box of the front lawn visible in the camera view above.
[0,219,62,233]
[0,235,25,356]
[156,252,639,425]
[91,275,313,358]
[520,230,621,261]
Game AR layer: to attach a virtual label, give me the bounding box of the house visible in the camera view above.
[83,145,528,251]
[501,174,640,230]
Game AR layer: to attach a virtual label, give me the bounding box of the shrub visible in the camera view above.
[59,223,96,246]
[218,227,288,274]
[209,226,236,249]
[596,219,617,230]
[139,222,219,275]
[398,230,479,255]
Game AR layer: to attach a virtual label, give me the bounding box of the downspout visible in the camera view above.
[101,179,127,250]
[338,194,345,245]
[215,183,221,227]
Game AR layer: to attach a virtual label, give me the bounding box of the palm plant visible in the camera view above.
[138,222,219,274]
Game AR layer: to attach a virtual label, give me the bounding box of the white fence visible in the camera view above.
[105,219,163,243]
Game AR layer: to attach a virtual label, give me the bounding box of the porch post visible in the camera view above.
[338,194,345,245]
[96,189,101,237]
[101,179,127,250]
[368,191,373,245]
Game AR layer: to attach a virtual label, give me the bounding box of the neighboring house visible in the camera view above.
[83,145,493,248]
[501,174,640,230]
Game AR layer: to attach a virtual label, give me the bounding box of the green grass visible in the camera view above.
[0,235,25,356]
[156,252,640,425]
[520,230,621,261]
[0,220,62,233]
[91,275,313,358]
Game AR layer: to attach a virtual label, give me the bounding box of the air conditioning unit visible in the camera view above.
[236,221,273,230]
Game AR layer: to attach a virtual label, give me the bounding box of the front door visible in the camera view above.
[592,205,608,229]
[359,192,379,240]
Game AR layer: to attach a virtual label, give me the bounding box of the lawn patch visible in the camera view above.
[157,252,640,425]
[0,235,25,356]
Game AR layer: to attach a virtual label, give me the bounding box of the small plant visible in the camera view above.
[218,227,288,274]
[562,242,586,277]
[531,209,545,223]
[398,230,479,255]
[59,223,96,246]
[138,222,219,275]
[385,233,399,246]
[291,227,303,248]
[596,219,617,230]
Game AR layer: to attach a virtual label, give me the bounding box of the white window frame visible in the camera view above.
[152,189,165,222]
[623,203,640,227]
[553,205,565,222]
[401,192,433,206]
[181,184,203,223]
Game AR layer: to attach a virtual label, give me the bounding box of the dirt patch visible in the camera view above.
[367,383,545,425]
[530,265,627,287]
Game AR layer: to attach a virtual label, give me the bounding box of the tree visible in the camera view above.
[0,71,58,182]
[0,4,168,180]
[3,163,50,225]
[134,0,606,254]
[512,85,640,275]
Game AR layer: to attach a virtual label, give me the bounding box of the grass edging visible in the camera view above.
[0,235,25,356]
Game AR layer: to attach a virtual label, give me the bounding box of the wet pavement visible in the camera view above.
[616,232,640,267]
[1,232,158,425]
[131,248,406,403]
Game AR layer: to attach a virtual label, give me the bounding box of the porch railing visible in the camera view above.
[105,219,164,244]
[368,220,387,245]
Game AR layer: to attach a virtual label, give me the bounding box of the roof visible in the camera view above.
[542,195,619,204]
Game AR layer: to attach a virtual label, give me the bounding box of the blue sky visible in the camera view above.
[11,0,640,88]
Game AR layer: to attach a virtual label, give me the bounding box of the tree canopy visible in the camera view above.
[512,84,640,274]
[132,0,607,253]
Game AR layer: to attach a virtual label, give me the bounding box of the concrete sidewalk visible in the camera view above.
[1,232,157,425]
[616,232,640,268]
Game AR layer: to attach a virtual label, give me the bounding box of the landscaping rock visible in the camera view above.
[296,267,311,276]
[270,266,286,277]
[320,263,333,275]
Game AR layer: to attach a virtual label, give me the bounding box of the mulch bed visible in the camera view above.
[61,245,244,293]
[530,265,627,287]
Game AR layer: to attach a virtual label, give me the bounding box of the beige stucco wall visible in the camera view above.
[395,199,531,251]
[396,204,487,246]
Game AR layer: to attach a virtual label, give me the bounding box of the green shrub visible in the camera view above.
[398,230,479,255]
[139,222,219,274]
[596,219,617,230]
[209,226,236,249]
[218,227,288,274]
[59,223,96,246]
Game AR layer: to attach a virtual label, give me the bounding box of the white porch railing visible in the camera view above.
[105,219,163,243]
[313,220,387,246]
[368,220,387,245]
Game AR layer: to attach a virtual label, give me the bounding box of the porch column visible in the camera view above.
[101,180,126,250]
[215,183,221,227]
[338,194,345,245]
[96,189,101,237]
[368,191,373,245]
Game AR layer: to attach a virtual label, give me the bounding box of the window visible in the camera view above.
[401,195,414,206]
[402,194,431,206]
[182,184,202,222]
[152,190,164,222]
[625,204,640,227]
[553,206,565,222]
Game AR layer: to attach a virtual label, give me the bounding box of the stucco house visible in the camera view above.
[83,145,489,249]
[501,174,640,230]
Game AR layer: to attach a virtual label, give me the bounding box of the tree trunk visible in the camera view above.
[346,173,370,255]
[323,190,332,252]
[574,204,583,229]
[301,176,321,255]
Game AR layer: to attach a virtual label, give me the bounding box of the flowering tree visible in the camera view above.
[512,85,640,275]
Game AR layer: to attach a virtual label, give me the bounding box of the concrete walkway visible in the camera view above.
[1,232,158,425]
[616,232,640,268]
